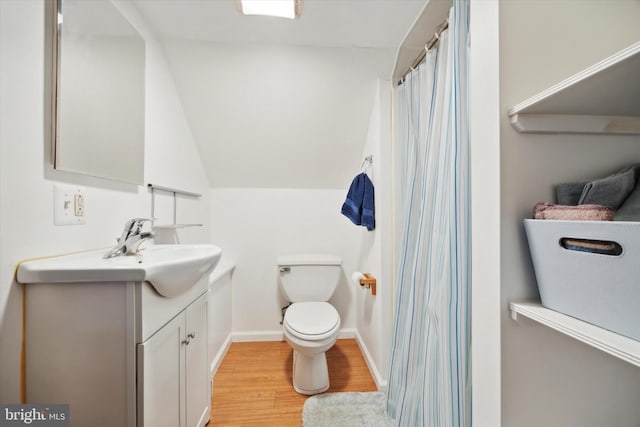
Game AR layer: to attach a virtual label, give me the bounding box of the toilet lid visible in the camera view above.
[285,302,340,340]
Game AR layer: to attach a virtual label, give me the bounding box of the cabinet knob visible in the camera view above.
[187,333,196,339]
[181,338,190,345]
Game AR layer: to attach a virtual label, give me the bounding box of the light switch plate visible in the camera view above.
[54,184,86,225]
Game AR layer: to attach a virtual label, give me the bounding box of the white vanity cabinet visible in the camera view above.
[16,245,221,427]
[21,277,212,427]
[183,294,211,427]
[138,292,210,427]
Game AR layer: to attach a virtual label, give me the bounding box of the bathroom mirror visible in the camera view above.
[51,0,145,184]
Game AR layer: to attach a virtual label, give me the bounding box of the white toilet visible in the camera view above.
[277,254,342,395]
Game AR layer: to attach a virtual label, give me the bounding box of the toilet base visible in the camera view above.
[291,349,330,395]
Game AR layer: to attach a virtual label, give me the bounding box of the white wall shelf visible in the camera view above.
[510,302,640,368]
[147,183,203,229]
[508,41,640,135]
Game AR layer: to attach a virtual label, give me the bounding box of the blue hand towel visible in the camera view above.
[341,174,364,226]
[362,174,375,231]
[341,173,375,231]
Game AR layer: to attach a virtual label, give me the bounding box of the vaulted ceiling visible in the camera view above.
[133,0,426,188]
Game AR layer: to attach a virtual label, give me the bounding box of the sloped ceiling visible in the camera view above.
[133,0,426,188]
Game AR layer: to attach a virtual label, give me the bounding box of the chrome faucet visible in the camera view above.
[103,218,156,259]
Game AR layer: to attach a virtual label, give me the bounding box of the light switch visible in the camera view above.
[54,184,86,225]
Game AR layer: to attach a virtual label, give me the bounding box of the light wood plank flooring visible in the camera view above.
[209,339,378,426]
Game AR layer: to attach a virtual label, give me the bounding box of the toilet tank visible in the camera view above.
[277,254,342,302]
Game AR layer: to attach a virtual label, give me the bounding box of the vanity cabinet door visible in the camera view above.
[185,292,211,427]
[138,312,187,427]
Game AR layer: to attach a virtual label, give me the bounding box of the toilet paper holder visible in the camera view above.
[353,272,376,296]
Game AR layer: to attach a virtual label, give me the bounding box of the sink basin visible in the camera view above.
[17,244,222,297]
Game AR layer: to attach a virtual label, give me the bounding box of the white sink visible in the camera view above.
[17,244,222,297]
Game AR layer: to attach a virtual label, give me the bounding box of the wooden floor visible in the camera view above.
[209,339,378,426]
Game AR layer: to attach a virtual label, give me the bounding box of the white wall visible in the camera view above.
[499,2,640,426]
[0,0,209,402]
[208,188,363,340]
[163,41,394,189]
[206,82,391,390]
[352,79,393,388]
[469,0,501,425]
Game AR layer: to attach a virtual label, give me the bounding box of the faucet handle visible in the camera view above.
[129,217,152,227]
[116,218,153,244]
[126,218,153,233]
[105,219,154,259]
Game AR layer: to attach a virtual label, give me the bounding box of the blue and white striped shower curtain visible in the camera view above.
[386,1,470,426]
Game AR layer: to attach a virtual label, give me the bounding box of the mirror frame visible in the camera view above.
[47,0,146,185]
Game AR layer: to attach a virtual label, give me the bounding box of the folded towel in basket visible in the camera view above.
[555,163,640,213]
[533,202,615,221]
[578,164,640,209]
[615,178,640,221]
[555,182,587,205]
[561,238,622,255]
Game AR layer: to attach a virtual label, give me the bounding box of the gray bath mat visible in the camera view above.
[302,391,394,426]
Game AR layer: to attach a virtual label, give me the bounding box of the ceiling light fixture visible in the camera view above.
[237,0,301,20]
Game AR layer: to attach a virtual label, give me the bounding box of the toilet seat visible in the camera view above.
[284,302,340,341]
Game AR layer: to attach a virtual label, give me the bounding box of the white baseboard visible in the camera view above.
[338,327,357,339]
[232,330,284,342]
[210,334,232,377]
[353,330,387,391]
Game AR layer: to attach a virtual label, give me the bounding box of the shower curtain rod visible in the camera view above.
[397,18,449,85]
